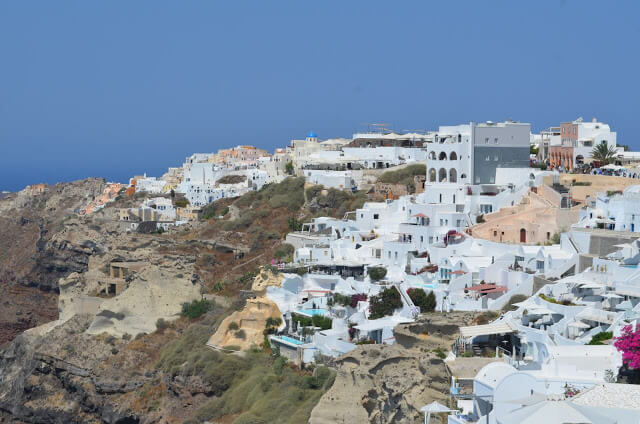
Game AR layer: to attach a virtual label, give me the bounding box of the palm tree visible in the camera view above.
[591,143,617,165]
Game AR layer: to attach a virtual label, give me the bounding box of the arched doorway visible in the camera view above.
[429,168,436,182]
[449,151,458,160]
[438,168,447,182]
[520,228,526,243]
[449,168,457,183]
[439,152,447,160]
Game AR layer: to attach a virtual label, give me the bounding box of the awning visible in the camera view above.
[459,321,516,338]
[614,286,640,298]
[466,283,507,292]
[525,306,556,316]
[482,287,509,294]
[576,309,616,324]
[413,213,429,218]
[568,321,590,329]
[579,283,604,289]
[467,283,497,291]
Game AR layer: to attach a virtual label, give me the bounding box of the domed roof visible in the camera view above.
[307,131,318,138]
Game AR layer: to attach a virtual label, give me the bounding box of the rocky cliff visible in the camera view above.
[0,179,107,345]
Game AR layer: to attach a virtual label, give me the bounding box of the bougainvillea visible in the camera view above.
[613,324,640,369]
[350,293,368,308]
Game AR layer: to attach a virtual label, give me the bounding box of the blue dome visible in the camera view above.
[307,131,317,138]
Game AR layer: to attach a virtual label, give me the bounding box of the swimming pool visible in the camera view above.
[419,283,439,290]
[297,309,326,316]
[278,335,304,345]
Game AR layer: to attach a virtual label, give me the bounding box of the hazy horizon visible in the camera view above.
[2,1,639,191]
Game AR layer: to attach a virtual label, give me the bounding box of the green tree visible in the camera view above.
[285,161,294,175]
[591,143,617,165]
[369,287,402,319]
[367,266,387,281]
[407,288,436,312]
[181,299,214,319]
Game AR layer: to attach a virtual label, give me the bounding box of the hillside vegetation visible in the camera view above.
[377,163,426,186]
[157,310,335,424]
[193,177,370,293]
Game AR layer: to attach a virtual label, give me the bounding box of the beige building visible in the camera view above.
[118,207,160,222]
[102,261,149,296]
[469,174,639,245]
[176,205,202,221]
[468,185,579,245]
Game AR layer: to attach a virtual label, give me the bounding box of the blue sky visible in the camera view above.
[1,1,639,191]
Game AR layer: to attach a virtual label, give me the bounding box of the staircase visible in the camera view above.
[472,344,483,357]
[393,283,419,317]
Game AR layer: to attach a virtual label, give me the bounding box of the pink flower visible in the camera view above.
[614,325,640,369]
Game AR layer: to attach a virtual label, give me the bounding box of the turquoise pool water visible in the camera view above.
[279,335,304,345]
[419,283,439,290]
[297,309,326,316]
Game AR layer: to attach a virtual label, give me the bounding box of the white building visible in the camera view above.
[134,176,167,194]
[142,197,176,220]
[426,121,531,186]
[575,186,640,232]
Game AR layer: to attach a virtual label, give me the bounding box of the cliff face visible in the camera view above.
[0,179,107,345]
[0,315,170,424]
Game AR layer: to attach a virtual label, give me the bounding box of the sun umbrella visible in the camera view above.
[420,401,456,424]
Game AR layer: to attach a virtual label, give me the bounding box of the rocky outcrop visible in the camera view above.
[0,179,108,344]
[208,297,282,351]
[250,268,283,295]
[309,343,450,424]
[310,312,480,424]
[0,316,145,424]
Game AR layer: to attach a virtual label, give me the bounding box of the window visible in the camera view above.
[494,230,497,236]
[480,204,493,214]
[486,155,490,161]
[475,177,480,183]
[429,236,433,244]
[373,214,379,220]
[494,155,499,161]
[494,137,498,144]
[489,177,495,183]
[388,251,391,258]
[485,137,489,144]
[439,194,442,203]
